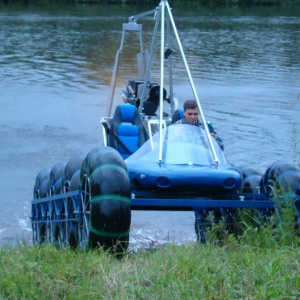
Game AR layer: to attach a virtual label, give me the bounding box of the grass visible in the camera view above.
[2,205,300,300]
[2,198,300,298]
[1,240,300,299]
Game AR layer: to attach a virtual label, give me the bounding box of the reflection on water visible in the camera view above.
[0,3,299,247]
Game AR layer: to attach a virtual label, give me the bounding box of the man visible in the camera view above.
[181,100,200,125]
[175,100,224,150]
[175,100,224,243]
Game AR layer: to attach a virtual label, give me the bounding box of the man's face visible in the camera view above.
[184,108,199,124]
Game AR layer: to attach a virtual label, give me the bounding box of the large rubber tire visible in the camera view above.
[49,161,67,196]
[64,154,85,192]
[33,168,51,199]
[33,168,51,245]
[83,146,131,256]
[239,165,262,194]
[236,166,269,236]
[260,161,300,235]
[195,207,238,244]
[195,209,209,243]
[68,172,81,249]
[80,146,127,183]
[261,161,300,196]
[69,170,81,249]
[48,161,68,247]
[66,157,84,249]
[52,223,61,248]
[68,224,79,249]
[38,223,47,244]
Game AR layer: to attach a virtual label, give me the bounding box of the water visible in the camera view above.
[0,3,299,248]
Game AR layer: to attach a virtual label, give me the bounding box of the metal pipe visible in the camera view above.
[158,1,165,163]
[141,8,161,105]
[165,1,219,165]
[106,28,126,117]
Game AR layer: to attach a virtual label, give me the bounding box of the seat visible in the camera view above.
[171,109,184,124]
[142,85,167,116]
[108,104,149,159]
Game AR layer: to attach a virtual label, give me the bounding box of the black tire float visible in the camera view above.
[239,165,262,194]
[49,160,68,247]
[64,154,86,192]
[261,161,300,196]
[64,154,85,249]
[33,168,51,199]
[194,210,209,244]
[81,146,131,255]
[195,166,263,243]
[260,161,300,235]
[233,166,264,234]
[49,161,68,196]
[195,207,237,244]
[80,146,127,180]
[33,168,51,245]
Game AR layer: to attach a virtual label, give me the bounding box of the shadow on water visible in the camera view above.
[0,2,299,247]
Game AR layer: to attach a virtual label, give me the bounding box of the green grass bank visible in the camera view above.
[1,239,300,299]
[2,207,300,300]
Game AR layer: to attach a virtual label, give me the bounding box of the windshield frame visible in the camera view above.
[126,124,226,166]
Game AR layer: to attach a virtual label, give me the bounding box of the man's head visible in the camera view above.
[183,100,199,124]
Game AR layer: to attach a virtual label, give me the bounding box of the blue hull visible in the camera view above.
[128,162,242,197]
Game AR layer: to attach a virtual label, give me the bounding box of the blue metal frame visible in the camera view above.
[32,190,300,212]
[31,190,276,212]
[31,189,300,248]
[130,198,275,210]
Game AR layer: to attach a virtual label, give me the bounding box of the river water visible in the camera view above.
[0,3,299,248]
